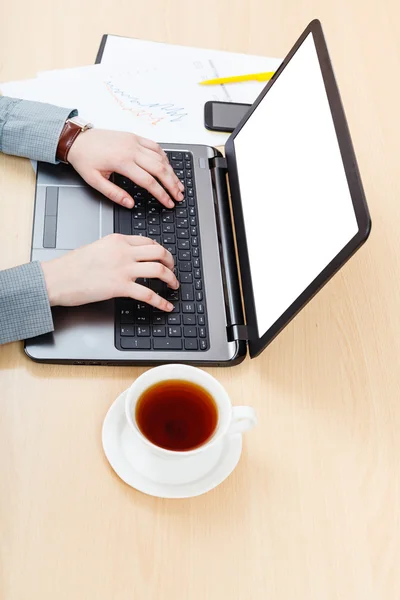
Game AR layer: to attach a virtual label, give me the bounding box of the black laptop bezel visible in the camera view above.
[225,19,371,359]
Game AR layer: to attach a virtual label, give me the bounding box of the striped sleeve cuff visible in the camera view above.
[0,262,54,345]
[0,97,77,163]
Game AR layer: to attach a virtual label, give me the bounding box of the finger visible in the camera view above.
[127,282,175,312]
[135,152,184,204]
[131,244,174,271]
[137,137,167,159]
[86,171,135,209]
[132,262,179,289]
[141,147,185,195]
[121,163,174,209]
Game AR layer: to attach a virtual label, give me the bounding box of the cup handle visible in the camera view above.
[228,406,257,436]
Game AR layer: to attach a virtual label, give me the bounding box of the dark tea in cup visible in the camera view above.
[135,379,218,451]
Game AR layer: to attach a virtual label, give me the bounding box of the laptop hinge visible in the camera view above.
[227,324,249,342]
[208,152,245,341]
[209,156,227,170]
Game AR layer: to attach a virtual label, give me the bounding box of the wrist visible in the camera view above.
[56,116,93,163]
[41,260,61,306]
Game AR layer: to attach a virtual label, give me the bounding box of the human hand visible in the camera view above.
[41,234,179,311]
[67,129,184,209]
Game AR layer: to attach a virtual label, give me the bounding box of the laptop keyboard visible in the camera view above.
[113,151,209,351]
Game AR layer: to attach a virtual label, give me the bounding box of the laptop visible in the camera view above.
[25,20,371,366]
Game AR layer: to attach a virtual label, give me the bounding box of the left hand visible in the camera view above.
[68,129,184,209]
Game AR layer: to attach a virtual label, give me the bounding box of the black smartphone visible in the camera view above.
[204,100,252,133]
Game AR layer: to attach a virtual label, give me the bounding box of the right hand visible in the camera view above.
[41,234,179,311]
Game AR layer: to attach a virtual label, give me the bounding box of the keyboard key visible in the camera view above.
[135,303,148,312]
[193,257,200,268]
[191,227,197,236]
[176,218,189,228]
[185,339,198,350]
[162,213,174,223]
[162,234,176,244]
[137,326,150,336]
[148,225,160,235]
[121,338,151,350]
[120,325,135,336]
[179,262,192,272]
[133,209,146,219]
[153,338,183,350]
[183,315,196,326]
[177,229,189,239]
[199,327,206,338]
[163,223,175,233]
[183,303,195,313]
[167,290,179,301]
[168,326,182,337]
[178,250,191,261]
[153,315,166,325]
[181,272,193,283]
[175,169,184,178]
[135,314,150,324]
[148,215,160,225]
[185,166,192,174]
[120,309,135,323]
[192,247,199,257]
[196,291,203,302]
[195,280,202,290]
[153,326,166,337]
[172,160,183,169]
[136,278,149,287]
[171,152,183,160]
[149,279,166,295]
[194,269,201,279]
[119,209,132,235]
[197,303,204,314]
[147,205,160,215]
[190,216,196,226]
[186,179,193,187]
[197,315,205,326]
[176,208,187,218]
[178,239,190,250]
[184,152,191,160]
[167,314,181,325]
[180,284,194,301]
[200,339,208,351]
[187,188,194,197]
[184,326,197,338]
[192,236,198,246]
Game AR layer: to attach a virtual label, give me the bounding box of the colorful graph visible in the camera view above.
[104,80,188,126]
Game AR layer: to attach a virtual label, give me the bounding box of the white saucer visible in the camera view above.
[102,390,243,499]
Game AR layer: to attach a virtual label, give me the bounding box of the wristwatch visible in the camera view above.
[56,116,93,163]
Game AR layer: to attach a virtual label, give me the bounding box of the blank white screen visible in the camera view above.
[233,33,359,337]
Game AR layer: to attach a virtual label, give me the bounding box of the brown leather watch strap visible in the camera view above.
[56,120,84,163]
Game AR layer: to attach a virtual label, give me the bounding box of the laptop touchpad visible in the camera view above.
[56,187,103,249]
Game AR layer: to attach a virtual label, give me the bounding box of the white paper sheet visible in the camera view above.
[1,37,282,146]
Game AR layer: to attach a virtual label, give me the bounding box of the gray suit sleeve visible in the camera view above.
[0,262,54,345]
[0,96,77,163]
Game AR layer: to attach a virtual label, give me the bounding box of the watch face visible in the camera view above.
[69,116,93,129]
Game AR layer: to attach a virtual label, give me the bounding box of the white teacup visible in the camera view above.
[123,364,257,485]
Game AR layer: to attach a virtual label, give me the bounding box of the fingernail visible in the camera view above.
[122,198,134,208]
[179,182,184,191]
[178,192,184,201]
[168,200,175,208]
[167,302,174,311]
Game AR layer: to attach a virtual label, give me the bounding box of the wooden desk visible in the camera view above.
[1,2,399,599]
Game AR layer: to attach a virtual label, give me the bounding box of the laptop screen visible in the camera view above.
[232,31,359,339]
